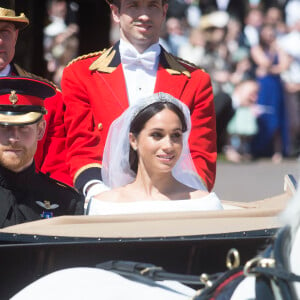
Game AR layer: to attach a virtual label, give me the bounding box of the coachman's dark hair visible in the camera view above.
[129,101,187,173]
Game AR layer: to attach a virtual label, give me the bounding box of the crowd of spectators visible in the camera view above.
[161,0,300,163]
[43,0,79,87]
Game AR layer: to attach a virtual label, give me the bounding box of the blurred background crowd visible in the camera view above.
[42,0,300,163]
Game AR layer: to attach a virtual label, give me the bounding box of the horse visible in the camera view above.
[229,177,300,300]
[11,179,300,300]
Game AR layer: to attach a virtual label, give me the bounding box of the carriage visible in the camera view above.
[0,174,297,299]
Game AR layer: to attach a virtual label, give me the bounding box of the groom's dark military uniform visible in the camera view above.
[0,163,83,228]
[0,77,84,229]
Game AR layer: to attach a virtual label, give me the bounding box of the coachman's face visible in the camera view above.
[0,22,18,71]
[0,121,45,172]
[111,0,168,53]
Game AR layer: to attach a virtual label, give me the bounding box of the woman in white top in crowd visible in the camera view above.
[88,93,222,214]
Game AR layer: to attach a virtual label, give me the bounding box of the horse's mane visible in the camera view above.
[280,177,300,240]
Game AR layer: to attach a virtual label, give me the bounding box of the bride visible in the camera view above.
[88,92,222,214]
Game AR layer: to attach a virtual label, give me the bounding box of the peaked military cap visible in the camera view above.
[0,77,56,126]
[0,0,29,29]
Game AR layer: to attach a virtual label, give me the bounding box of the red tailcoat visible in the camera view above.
[61,44,217,191]
[13,64,72,186]
[35,92,73,186]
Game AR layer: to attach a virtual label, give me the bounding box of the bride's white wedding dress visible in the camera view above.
[88,192,223,215]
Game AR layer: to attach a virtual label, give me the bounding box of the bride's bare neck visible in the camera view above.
[127,170,192,200]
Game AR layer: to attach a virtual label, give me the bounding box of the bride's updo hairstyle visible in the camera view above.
[129,101,188,173]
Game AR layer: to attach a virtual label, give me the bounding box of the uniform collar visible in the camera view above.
[0,162,36,190]
[89,41,191,78]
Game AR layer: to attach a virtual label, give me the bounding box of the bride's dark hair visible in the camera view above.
[129,101,187,173]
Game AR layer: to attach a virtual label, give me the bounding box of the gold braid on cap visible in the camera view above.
[0,7,15,17]
[0,7,28,26]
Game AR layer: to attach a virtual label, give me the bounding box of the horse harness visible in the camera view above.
[96,226,300,300]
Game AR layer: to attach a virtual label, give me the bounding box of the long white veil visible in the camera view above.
[102,92,207,191]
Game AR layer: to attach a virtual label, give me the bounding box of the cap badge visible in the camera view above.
[9,90,18,105]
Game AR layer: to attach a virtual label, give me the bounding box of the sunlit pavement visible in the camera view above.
[214,157,300,202]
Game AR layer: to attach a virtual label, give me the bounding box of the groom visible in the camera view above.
[0,77,84,228]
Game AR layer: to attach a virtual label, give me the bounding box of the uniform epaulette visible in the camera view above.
[14,64,61,92]
[175,56,206,73]
[66,50,104,67]
[163,52,191,78]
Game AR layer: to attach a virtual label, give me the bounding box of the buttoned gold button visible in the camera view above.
[97,123,103,130]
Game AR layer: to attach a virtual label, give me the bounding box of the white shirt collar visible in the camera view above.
[0,65,11,77]
[119,39,161,61]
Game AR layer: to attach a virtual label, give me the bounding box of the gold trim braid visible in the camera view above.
[66,51,103,67]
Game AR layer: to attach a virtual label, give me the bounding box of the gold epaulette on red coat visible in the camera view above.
[163,52,191,78]
[89,47,116,73]
[177,56,204,70]
[164,52,206,77]
[66,50,104,67]
[14,64,61,92]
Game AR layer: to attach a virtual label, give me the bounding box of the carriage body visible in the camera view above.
[0,175,296,299]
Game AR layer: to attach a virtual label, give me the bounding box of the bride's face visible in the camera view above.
[130,108,183,174]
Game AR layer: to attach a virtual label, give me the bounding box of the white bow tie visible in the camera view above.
[122,47,158,70]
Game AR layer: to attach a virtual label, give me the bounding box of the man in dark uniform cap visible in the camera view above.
[0,0,72,186]
[0,76,84,229]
